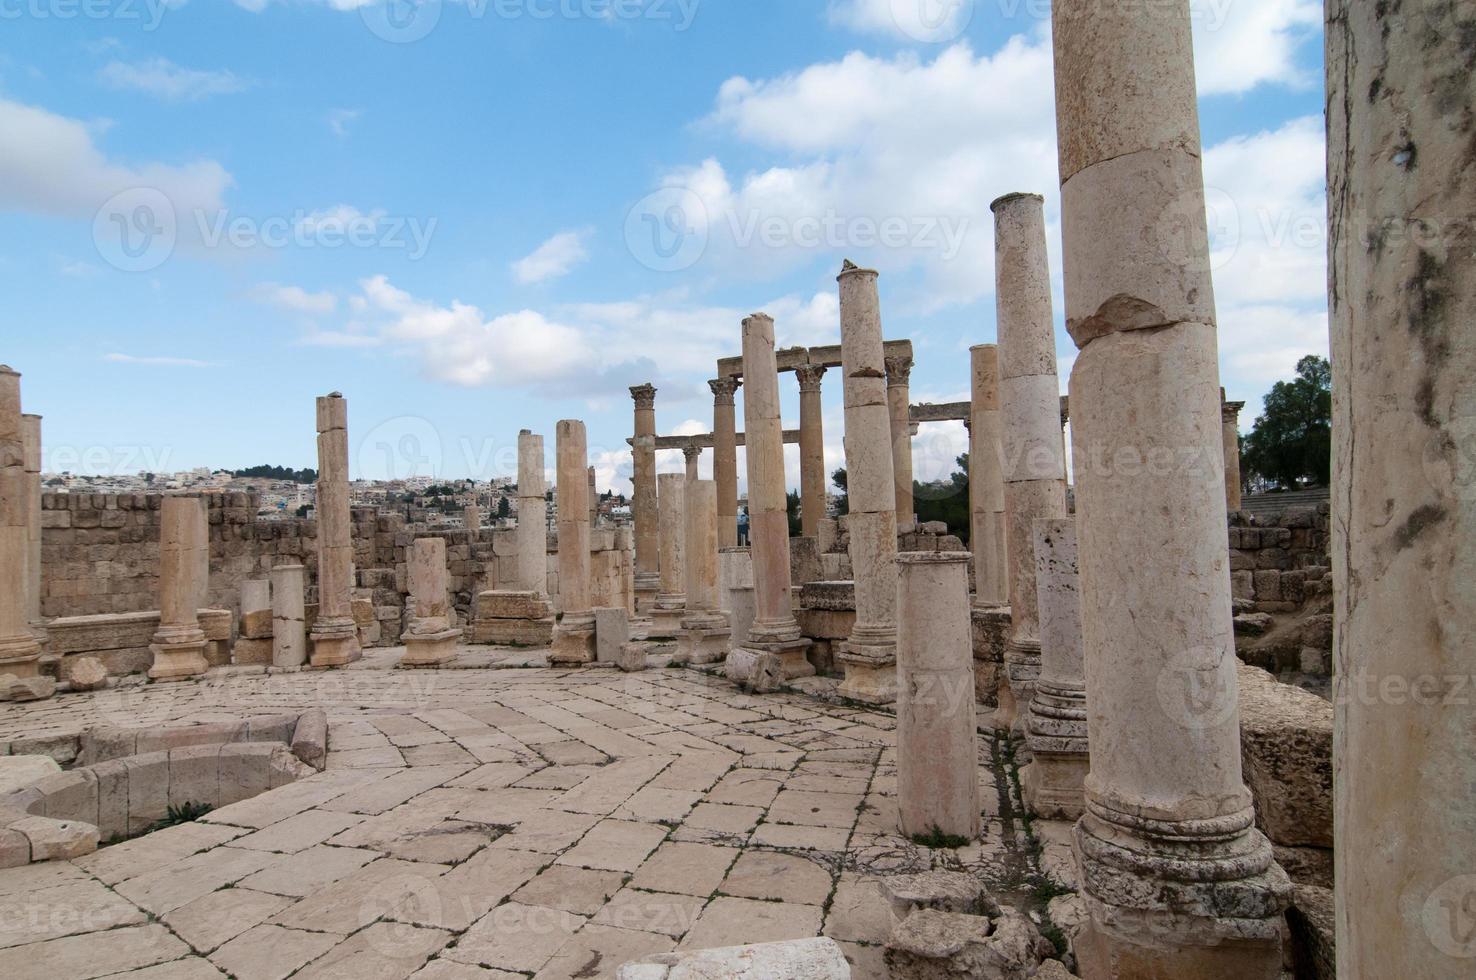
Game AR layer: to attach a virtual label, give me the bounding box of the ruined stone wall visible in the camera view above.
[1228,503,1331,611]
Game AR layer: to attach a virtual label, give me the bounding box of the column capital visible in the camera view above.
[1222,400,1246,424]
[630,384,657,410]
[682,445,701,464]
[708,377,741,405]
[794,363,827,394]
[884,355,914,388]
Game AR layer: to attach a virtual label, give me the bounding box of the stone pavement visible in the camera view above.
[0,647,1075,979]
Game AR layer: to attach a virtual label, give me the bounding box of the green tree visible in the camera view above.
[831,468,849,516]
[913,453,971,542]
[1240,355,1332,491]
[785,489,802,537]
[497,496,511,519]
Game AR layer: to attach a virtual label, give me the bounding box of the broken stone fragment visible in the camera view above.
[9,815,98,861]
[878,870,1001,918]
[6,675,55,702]
[66,656,108,691]
[725,647,783,693]
[885,907,1052,980]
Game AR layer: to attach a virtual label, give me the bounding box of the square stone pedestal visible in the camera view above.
[472,591,555,648]
[675,623,732,665]
[1020,748,1090,821]
[549,625,596,665]
[309,627,361,668]
[647,604,685,638]
[634,577,660,615]
[401,627,460,668]
[742,636,813,680]
[1075,916,1284,980]
[147,638,209,683]
[837,649,897,705]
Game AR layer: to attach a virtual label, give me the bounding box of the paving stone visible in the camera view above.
[442,902,586,974]
[705,769,785,807]
[682,802,764,835]
[113,844,282,915]
[556,819,668,873]
[720,849,833,906]
[162,886,294,953]
[390,846,548,931]
[237,843,379,897]
[824,875,897,944]
[230,809,364,853]
[679,896,825,950]
[114,958,230,980]
[749,822,850,852]
[320,765,473,816]
[768,789,864,829]
[531,923,676,980]
[384,822,497,864]
[0,923,190,979]
[294,922,451,980]
[489,808,601,853]
[409,962,524,980]
[268,858,448,934]
[453,787,562,826]
[630,841,737,897]
[612,786,701,825]
[208,924,341,980]
[0,876,145,949]
[590,886,707,939]
[512,865,626,916]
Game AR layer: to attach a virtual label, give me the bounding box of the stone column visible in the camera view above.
[650,472,687,636]
[0,368,42,679]
[1329,2,1474,973]
[677,479,730,664]
[885,355,915,530]
[969,345,1008,607]
[22,413,45,648]
[310,392,359,668]
[516,430,548,597]
[1053,1,1289,974]
[709,378,741,549]
[148,493,210,682]
[630,384,660,609]
[992,193,1069,732]
[795,364,827,538]
[401,538,459,667]
[1021,518,1089,819]
[896,551,979,840]
[464,502,481,532]
[270,564,307,668]
[682,445,700,485]
[587,466,598,526]
[738,313,811,677]
[549,419,595,664]
[836,263,899,703]
[1221,392,1245,512]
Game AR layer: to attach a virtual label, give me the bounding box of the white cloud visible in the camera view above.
[1192,0,1320,96]
[328,108,361,138]
[98,58,252,102]
[512,229,592,284]
[252,282,338,315]
[296,204,386,237]
[826,0,973,43]
[104,353,218,367]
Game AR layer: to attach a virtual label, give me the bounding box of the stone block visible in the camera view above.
[92,759,131,843]
[217,742,276,807]
[292,708,328,770]
[614,642,646,673]
[595,607,630,663]
[477,591,551,621]
[232,637,274,665]
[799,580,856,611]
[1252,569,1281,602]
[616,937,850,979]
[66,656,108,691]
[0,828,29,868]
[199,609,232,642]
[1238,664,1332,848]
[796,607,856,641]
[240,609,274,639]
[725,648,783,694]
[35,768,98,825]
[167,745,222,811]
[10,815,99,861]
[1231,570,1255,599]
[0,755,63,795]
[1286,885,1335,980]
[878,871,1000,919]
[885,908,1052,980]
[6,676,56,702]
[125,752,170,834]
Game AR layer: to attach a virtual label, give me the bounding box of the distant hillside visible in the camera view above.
[234,464,318,483]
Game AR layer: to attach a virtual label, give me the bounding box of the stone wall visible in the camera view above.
[1228,503,1331,611]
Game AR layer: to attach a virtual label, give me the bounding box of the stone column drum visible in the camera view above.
[896,552,980,841]
[969,345,1008,607]
[148,494,210,682]
[22,414,44,650]
[549,420,596,665]
[710,378,742,549]
[270,564,308,668]
[795,364,827,538]
[464,502,481,533]
[1221,394,1245,512]
[1021,518,1089,819]
[587,466,597,526]
[1052,0,1290,974]
[650,472,687,637]
[310,392,360,668]
[885,354,915,530]
[0,367,42,678]
[401,538,460,667]
[516,430,548,596]
[836,262,900,703]
[630,384,660,609]
[738,313,811,678]
[992,193,1069,732]
[676,479,730,665]
[1328,1,1475,974]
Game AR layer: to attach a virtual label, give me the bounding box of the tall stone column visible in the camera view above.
[992,192,1069,731]
[549,420,595,664]
[739,313,811,678]
[969,345,1008,607]
[895,551,979,840]
[650,472,687,637]
[836,263,899,703]
[1329,2,1475,973]
[677,479,730,664]
[630,384,660,610]
[1021,518,1089,819]
[1053,1,1289,974]
[795,364,827,538]
[709,378,741,549]
[149,493,210,682]
[1220,393,1245,511]
[401,538,459,667]
[310,392,359,668]
[885,354,915,530]
[516,430,548,597]
[0,368,42,679]
[682,445,700,484]
[22,413,45,648]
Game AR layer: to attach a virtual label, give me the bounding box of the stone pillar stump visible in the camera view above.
[0,368,43,679]
[650,472,687,638]
[549,419,595,665]
[402,538,460,667]
[677,479,730,665]
[148,494,210,682]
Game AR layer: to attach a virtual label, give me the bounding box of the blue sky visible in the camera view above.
[2,0,1328,492]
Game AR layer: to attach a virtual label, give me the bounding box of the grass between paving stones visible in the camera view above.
[105,800,214,846]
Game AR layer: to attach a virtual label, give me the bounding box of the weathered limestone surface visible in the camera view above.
[885,354,915,531]
[795,364,828,538]
[709,377,742,549]
[401,538,459,667]
[991,193,1068,732]
[1327,2,1476,971]
[270,565,307,668]
[617,937,851,979]
[895,553,979,842]
[1221,395,1244,512]
[549,420,595,665]
[676,480,730,666]
[594,606,630,664]
[969,345,1008,608]
[0,368,42,679]
[310,393,359,668]
[515,430,548,597]
[836,264,898,704]
[1053,0,1290,973]
[147,495,209,683]
[738,313,810,680]
[650,473,687,638]
[21,414,44,652]
[1021,519,1088,820]
[1236,664,1331,860]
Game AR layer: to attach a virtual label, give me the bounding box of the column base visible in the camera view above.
[648,601,686,638]
[675,613,731,665]
[837,641,898,704]
[634,575,661,615]
[1002,637,1041,732]
[1020,752,1089,820]
[0,633,43,679]
[969,605,1010,706]
[471,617,555,647]
[148,638,209,683]
[401,627,461,667]
[740,636,813,680]
[549,624,596,665]
[309,622,362,669]
[1075,913,1285,980]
